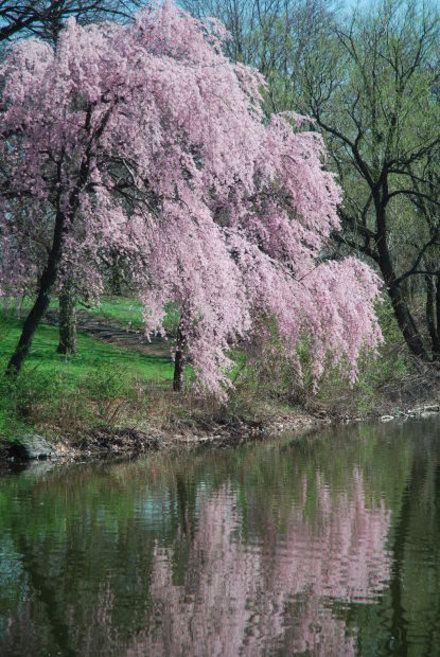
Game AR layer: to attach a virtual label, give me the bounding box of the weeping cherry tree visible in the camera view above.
[0,0,381,397]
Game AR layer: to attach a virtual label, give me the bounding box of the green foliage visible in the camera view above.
[313,299,410,415]
[354,301,409,414]
[0,365,60,438]
[81,364,135,423]
[355,352,408,416]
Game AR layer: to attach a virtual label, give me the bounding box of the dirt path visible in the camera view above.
[45,309,171,357]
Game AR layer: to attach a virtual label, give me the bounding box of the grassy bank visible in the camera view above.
[0,308,175,440]
[0,300,320,450]
[0,296,438,454]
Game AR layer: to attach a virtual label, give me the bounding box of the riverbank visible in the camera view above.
[4,394,440,463]
[0,301,334,462]
[0,403,330,462]
[2,298,440,463]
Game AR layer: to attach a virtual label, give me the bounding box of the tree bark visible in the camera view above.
[386,282,428,359]
[425,274,440,360]
[7,112,95,375]
[57,280,77,355]
[435,275,440,360]
[7,209,66,375]
[375,197,428,360]
[109,250,124,296]
[173,325,185,392]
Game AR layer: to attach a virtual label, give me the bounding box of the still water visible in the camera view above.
[0,418,439,657]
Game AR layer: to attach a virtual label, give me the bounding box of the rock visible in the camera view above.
[19,461,57,478]
[380,415,394,423]
[83,427,163,453]
[406,404,440,417]
[421,410,439,418]
[423,404,440,413]
[10,434,59,460]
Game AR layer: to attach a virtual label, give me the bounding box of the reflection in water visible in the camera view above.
[0,418,439,657]
[137,471,390,657]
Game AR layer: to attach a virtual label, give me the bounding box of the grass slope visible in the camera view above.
[0,313,174,384]
[87,297,180,335]
[0,307,177,439]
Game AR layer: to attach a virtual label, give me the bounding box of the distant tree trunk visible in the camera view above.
[425,274,440,361]
[387,283,428,360]
[173,324,185,392]
[375,199,428,361]
[435,275,440,361]
[57,280,77,355]
[109,250,124,296]
[7,209,66,375]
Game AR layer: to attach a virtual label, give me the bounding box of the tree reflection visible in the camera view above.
[4,421,438,657]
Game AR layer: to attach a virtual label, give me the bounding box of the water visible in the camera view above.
[0,418,439,657]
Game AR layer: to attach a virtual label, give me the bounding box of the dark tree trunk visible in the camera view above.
[57,281,77,355]
[375,198,428,360]
[386,283,428,360]
[435,275,440,360]
[7,119,94,375]
[109,251,124,296]
[425,274,440,360]
[7,209,66,375]
[173,325,185,392]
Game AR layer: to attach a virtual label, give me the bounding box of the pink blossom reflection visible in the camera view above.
[126,468,391,657]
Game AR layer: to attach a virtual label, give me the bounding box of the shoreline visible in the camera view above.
[0,409,331,463]
[2,398,440,465]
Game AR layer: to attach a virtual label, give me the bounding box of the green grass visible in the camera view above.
[0,295,414,442]
[1,295,179,334]
[0,309,178,439]
[88,296,145,330]
[0,312,174,385]
[87,297,180,335]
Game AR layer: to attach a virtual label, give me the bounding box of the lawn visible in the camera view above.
[0,309,178,439]
[88,296,145,330]
[0,311,174,385]
[2,295,179,334]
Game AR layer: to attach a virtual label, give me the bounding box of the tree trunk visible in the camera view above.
[109,250,124,296]
[435,275,440,361]
[425,274,440,360]
[57,281,77,355]
[375,199,428,360]
[7,209,66,375]
[387,282,428,360]
[173,325,185,392]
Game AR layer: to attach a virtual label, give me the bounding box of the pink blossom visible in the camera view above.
[0,1,382,393]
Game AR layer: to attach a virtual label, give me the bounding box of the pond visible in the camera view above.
[0,417,439,657]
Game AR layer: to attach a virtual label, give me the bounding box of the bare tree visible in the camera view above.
[296,1,440,359]
[0,0,141,44]
[180,0,336,79]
